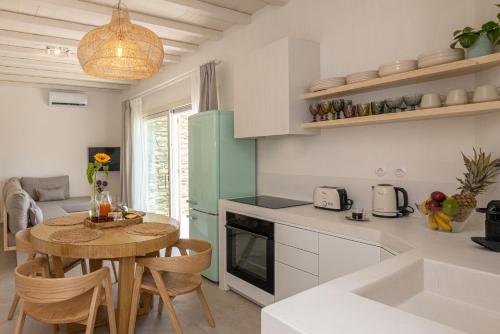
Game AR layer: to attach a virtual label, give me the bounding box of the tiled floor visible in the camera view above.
[0,231,261,334]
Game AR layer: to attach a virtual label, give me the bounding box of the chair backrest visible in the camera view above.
[15,228,34,254]
[15,258,108,304]
[137,239,212,274]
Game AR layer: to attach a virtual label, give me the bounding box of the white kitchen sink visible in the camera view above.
[354,258,500,334]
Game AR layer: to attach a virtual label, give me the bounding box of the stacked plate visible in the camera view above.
[378,60,417,77]
[417,48,465,69]
[309,77,346,92]
[346,70,379,84]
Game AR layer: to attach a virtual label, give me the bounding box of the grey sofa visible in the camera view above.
[2,176,89,250]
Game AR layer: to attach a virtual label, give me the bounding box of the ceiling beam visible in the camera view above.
[0,17,198,53]
[157,0,251,24]
[36,0,222,39]
[0,39,181,64]
[262,0,289,5]
[0,56,84,73]
[0,64,135,84]
[0,73,129,90]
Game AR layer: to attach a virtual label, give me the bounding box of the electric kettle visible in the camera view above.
[372,184,411,218]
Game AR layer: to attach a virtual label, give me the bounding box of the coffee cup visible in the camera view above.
[351,208,366,221]
[445,89,468,106]
[473,85,499,103]
[420,93,442,109]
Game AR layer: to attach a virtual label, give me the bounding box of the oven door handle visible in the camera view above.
[225,225,270,240]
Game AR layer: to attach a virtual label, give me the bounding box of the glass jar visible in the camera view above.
[99,191,112,218]
[89,195,100,220]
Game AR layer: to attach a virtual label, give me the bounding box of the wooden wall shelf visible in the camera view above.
[303,53,500,100]
[302,101,500,129]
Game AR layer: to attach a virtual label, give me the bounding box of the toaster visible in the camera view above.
[313,186,353,211]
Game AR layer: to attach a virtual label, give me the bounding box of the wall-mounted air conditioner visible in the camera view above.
[49,91,88,107]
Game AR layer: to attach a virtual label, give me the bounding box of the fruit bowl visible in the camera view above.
[417,191,475,233]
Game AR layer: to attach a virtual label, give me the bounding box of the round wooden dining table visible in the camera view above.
[30,213,180,334]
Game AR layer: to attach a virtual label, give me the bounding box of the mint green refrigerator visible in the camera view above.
[188,110,256,282]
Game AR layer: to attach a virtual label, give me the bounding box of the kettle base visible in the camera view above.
[471,237,500,252]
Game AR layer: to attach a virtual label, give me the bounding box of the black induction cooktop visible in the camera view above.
[229,196,311,209]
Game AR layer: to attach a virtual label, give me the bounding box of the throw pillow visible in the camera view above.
[5,190,30,235]
[28,199,44,226]
[36,187,66,202]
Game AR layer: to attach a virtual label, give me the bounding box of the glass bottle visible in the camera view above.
[89,195,100,221]
[99,191,112,219]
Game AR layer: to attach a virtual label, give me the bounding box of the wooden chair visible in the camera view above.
[7,229,88,320]
[128,239,215,334]
[14,258,117,334]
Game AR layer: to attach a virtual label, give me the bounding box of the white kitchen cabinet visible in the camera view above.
[275,223,319,254]
[233,37,320,138]
[275,242,318,276]
[319,234,380,284]
[275,261,318,301]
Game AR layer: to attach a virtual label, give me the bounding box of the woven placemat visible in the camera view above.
[125,223,176,236]
[49,228,102,243]
[44,215,85,226]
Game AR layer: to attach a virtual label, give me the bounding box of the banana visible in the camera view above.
[435,210,452,221]
[435,214,452,232]
[428,214,438,230]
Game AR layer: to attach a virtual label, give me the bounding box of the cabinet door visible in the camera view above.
[319,234,380,284]
[189,209,219,282]
[275,262,318,301]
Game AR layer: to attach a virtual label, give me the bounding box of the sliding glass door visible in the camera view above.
[142,105,195,237]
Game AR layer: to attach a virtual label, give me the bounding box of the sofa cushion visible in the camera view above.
[21,176,69,201]
[37,196,90,214]
[5,190,31,235]
[28,199,44,226]
[36,187,66,202]
[36,202,68,221]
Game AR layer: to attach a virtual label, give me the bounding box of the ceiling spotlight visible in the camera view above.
[46,46,71,57]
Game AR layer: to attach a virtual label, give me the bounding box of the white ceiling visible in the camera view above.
[0,0,288,90]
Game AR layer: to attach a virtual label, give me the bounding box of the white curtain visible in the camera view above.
[130,97,147,211]
[191,69,201,113]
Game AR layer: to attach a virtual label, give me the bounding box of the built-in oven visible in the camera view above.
[225,211,274,295]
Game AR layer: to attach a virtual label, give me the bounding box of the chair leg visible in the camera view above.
[14,302,26,334]
[104,274,117,334]
[152,271,183,334]
[51,324,58,334]
[81,260,88,275]
[157,296,163,315]
[85,286,102,334]
[7,294,20,320]
[127,265,144,334]
[196,287,215,328]
[111,261,119,283]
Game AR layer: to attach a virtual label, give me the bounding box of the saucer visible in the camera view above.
[471,237,500,252]
[345,216,370,222]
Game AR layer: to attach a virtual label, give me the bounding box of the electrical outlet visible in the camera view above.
[395,167,407,178]
[375,167,387,177]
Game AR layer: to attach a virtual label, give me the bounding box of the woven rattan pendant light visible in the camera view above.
[77,0,164,80]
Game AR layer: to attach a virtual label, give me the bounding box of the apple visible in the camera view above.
[427,200,442,212]
[431,191,447,203]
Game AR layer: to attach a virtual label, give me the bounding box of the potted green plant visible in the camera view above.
[451,4,500,58]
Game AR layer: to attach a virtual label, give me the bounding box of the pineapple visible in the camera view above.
[453,148,500,221]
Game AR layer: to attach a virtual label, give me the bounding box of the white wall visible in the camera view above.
[125,0,500,209]
[0,85,122,201]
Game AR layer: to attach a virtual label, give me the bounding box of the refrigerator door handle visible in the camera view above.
[187,215,198,220]
[186,199,198,205]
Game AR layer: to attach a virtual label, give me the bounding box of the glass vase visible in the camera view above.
[89,195,100,220]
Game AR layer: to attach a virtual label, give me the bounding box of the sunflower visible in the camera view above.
[94,153,111,163]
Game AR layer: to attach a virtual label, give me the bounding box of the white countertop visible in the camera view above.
[219,199,500,334]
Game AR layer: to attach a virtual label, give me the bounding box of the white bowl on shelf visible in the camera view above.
[346,70,378,84]
[378,60,417,77]
[417,48,465,68]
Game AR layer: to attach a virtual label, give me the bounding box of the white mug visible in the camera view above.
[420,93,443,109]
[473,85,499,103]
[445,89,468,106]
